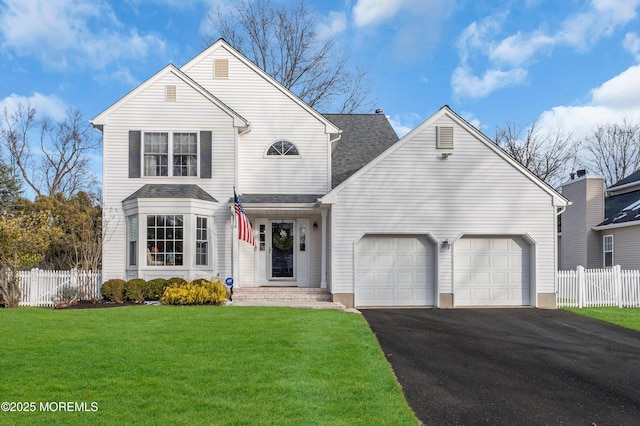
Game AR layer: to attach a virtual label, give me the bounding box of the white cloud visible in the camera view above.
[489,31,554,67]
[353,0,403,27]
[624,32,640,61]
[317,11,347,39]
[352,0,454,61]
[0,93,68,122]
[557,0,640,50]
[388,113,421,137]
[453,0,640,99]
[0,0,166,70]
[451,66,527,99]
[538,65,640,141]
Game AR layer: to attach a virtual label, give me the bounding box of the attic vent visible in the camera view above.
[164,85,176,102]
[214,59,229,78]
[436,126,454,149]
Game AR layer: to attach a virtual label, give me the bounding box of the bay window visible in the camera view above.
[147,215,184,266]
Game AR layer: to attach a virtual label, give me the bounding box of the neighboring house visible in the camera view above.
[92,39,566,309]
[559,169,640,270]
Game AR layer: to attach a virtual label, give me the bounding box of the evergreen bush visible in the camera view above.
[125,278,145,303]
[144,278,169,301]
[101,279,126,303]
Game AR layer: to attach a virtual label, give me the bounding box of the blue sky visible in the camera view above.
[1,0,640,164]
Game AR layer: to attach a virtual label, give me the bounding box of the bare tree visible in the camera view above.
[0,103,99,198]
[584,120,640,187]
[495,121,579,188]
[204,0,374,113]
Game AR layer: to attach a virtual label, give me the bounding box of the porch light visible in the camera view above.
[441,240,450,250]
[313,221,318,230]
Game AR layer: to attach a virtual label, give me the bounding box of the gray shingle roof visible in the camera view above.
[323,113,399,188]
[234,194,321,204]
[609,169,640,189]
[124,184,217,202]
[598,189,640,226]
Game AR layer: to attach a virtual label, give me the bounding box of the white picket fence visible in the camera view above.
[557,265,640,308]
[17,269,102,307]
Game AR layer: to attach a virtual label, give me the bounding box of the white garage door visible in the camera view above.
[455,236,530,306]
[356,236,435,307]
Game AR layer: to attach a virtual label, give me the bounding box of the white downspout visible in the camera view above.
[321,209,327,289]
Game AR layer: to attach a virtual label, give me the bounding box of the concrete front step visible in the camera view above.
[233,287,332,302]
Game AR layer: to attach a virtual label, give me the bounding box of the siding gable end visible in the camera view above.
[322,105,567,207]
[180,39,340,135]
[91,65,249,129]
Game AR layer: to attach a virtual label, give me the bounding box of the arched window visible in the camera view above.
[266,140,299,156]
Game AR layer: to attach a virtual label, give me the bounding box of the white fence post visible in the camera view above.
[18,269,103,307]
[557,266,640,309]
[614,265,622,308]
[577,265,585,308]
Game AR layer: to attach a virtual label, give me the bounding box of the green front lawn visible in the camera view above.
[0,306,417,425]
[564,307,640,331]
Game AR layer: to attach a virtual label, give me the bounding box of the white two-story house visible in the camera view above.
[92,39,566,309]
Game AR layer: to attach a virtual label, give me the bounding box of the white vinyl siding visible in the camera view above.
[330,113,557,307]
[560,177,605,270]
[181,46,331,194]
[601,226,640,269]
[101,71,236,281]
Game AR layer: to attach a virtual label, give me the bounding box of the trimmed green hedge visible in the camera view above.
[100,277,226,304]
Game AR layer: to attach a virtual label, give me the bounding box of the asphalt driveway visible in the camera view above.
[362,309,640,425]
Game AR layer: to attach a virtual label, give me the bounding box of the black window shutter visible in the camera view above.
[129,130,141,178]
[200,131,212,179]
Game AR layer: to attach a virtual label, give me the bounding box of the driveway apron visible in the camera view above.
[362,309,640,425]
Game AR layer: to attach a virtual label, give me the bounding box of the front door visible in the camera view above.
[270,221,295,280]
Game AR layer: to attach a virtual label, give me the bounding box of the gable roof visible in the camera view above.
[90,64,249,129]
[323,113,399,188]
[180,39,340,135]
[594,189,640,229]
[321,105,567,206]
[608,169,640,190]
[124,184,217,202]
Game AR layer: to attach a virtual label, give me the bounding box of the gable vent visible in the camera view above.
[214,59,229,78]
[436,126,454,149]
[164,85,176,102]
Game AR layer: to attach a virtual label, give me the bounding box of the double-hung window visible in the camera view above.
[144,133,169,176]
[128,216,138,266]
[143,132,198,177]
[173,133,197,176]
[603,235,614,267]
[196,217,208,266]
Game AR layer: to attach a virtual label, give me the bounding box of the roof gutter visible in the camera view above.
[593,220,640,231]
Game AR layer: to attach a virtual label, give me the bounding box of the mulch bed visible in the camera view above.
[61,300,142,309]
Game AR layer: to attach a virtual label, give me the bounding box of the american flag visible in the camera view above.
[234,191,255,246]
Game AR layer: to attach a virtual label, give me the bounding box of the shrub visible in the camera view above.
[167,276,187,286]
[125,279,145,303]
[101,279,126,303]
[52,286,80,309]
[144,278,169,301]
[161,279,229,306]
